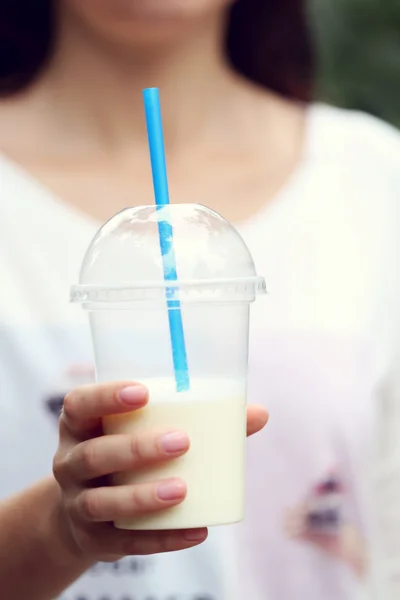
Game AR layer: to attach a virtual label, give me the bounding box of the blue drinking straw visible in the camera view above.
[143,88,190,392]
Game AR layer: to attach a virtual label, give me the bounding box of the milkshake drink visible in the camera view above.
[104,378,246,530]
[71,203,265,529]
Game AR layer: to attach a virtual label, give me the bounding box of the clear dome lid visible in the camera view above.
[71,204,266,307]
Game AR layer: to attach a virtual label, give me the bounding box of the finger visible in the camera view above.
[65,430,190,482]
[76,479,187,523]
[62,382,148,438]
[121,528,208,555]
[116,527,208,555]
[246,404,269,436]
[83,524,208,556]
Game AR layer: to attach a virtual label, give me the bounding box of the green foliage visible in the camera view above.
[310,0,400,127]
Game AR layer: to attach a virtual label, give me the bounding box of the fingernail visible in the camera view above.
[118,385,147,406]
[160,431,189,455]
[157,479,186,501]
[183,528,208,541]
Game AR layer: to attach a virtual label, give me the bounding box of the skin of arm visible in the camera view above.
[0,477,93,600]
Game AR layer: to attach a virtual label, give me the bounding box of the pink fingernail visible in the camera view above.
[118,385,147,406]
[157,480,186,501]
[160,432,189,455]
[183,528,208,541]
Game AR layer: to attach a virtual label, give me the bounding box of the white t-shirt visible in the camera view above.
[0,104,400,600]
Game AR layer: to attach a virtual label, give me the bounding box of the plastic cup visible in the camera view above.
[71,203,265,530]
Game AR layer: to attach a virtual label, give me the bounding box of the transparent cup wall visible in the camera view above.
[89,300,250,398]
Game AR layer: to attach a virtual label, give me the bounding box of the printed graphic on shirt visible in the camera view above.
[284,469,366,578]
[306,471,345,534]
[44,364,95,421]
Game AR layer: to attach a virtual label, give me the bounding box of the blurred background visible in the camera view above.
[311,0,400,126]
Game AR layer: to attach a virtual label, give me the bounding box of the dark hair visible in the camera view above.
[0,0,314,101]
[228,0,314,101]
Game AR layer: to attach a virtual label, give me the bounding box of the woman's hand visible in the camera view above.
[53,381,268,563]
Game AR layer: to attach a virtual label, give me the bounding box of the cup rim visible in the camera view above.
[70,275,266,305]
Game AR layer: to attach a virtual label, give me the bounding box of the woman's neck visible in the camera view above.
[26,8,240,155]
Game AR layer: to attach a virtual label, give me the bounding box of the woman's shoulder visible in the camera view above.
[308,103,400,176]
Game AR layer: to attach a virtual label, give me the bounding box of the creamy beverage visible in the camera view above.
[103,378,246,530]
